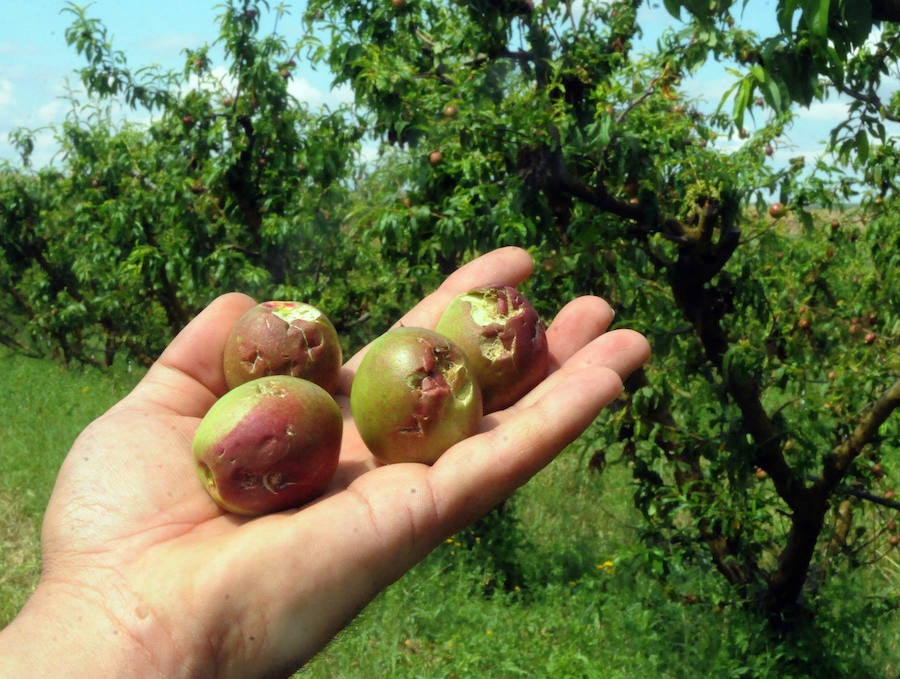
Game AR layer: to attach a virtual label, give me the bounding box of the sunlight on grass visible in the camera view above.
[0,351,142,628]
[0,490,40,627]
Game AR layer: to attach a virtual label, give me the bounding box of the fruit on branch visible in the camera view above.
[223,301,342,394]
[350,327,482,464]
[768,202,787,219]
[435,284,548,413]
[193,376,342,515]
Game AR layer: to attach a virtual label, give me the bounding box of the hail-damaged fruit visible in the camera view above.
[223,301,342,394]
[193,375,342,515]
[435,284,549,413]
[350,327,482,465]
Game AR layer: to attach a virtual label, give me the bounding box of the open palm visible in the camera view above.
[4,247,649,678]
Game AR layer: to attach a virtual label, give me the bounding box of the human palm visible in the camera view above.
[4,247,649,678]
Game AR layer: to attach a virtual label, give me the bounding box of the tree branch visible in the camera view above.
[819,377,900,494]
[766,377,900,615]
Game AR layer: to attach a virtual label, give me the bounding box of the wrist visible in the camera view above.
[0,578,153,677]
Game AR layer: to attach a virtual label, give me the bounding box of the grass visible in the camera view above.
[1,350,898,676]
[0,349,142,624]
[299,455,900,678]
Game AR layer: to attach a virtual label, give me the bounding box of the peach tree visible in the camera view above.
[0,0,394,365]
[305,0,900,622]
[0,0,897,631]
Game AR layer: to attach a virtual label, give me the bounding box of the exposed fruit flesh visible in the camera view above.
[436,285,548,413]
[223,301,342,394]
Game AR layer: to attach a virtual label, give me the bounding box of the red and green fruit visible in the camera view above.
[435,284,549,413]
[350,327,482,464]
[193,375,343,515]
[768,202,787,218]
[223,301,342,394]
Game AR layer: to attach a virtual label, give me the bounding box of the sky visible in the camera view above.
[0,0,873,172]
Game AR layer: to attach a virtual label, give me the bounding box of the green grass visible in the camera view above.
[2,351,898,676]
[0,350,142,624]
[300,456,900,678]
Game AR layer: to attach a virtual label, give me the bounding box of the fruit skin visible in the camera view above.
[768,202,787,218]
[223,301,342,394]
[435,284,549,413]
[350,327,482,465]
[193,375,343,515]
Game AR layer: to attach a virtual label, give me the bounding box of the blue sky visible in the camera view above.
[0,1,864,171]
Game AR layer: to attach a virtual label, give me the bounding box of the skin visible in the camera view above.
[0,246,650,679]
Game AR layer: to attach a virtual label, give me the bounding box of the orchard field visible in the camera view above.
[1,1,899,676]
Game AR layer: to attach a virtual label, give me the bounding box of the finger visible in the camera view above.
[430,361,628,530]
[119,292,258,417]
[510,328,651,413]
[544,295,616,371]
[338,247,535,391]
[394,246,534,330]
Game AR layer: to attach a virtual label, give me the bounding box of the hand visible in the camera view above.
[0,247,649,678]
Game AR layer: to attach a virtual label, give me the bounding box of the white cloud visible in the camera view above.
[801,100,850,121]
[0,79,14,109]
[37,98,66,123]
[140,32,208,58]
[28,126,63,167]
[288,76,353,110]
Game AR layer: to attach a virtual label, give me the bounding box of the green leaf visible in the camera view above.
[843,0,873,45]
[662,0,683,19]
[732,78,753,130]
[806,0,831,38]
[777,0,801,31]
[855,129,870,164]
[761,74,783,112]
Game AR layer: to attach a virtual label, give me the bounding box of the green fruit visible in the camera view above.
[435,285,549,413]
[223,301,342,394]
[193,376,342,515]
[350,327,482,464]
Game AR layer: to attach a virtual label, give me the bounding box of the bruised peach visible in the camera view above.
[223,301,342,394]
[435,285,548,413]
[193,375,342,515]
[350,327,482,465]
